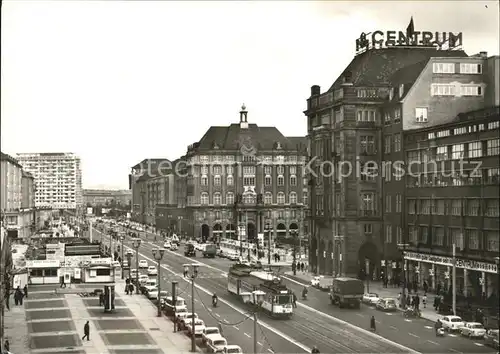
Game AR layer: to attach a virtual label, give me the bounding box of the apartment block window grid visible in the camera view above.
[460,63,482,74]
[432,62,455,74]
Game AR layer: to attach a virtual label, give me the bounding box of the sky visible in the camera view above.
[2,1,499,190]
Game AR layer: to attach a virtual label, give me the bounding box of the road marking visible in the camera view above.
[233,326,240,330]
[267,349,274,353]
[427,340,439,345]
[424,326,433,329]
[215,313,221,317]
[244,332,251,338]
[390,325,398,330]
[385,312,393,316]
[404,319,412,322]
[104,231,417,354]
[448,334,457,337]
[474,343,483,347]
[281,275,308,287]
[257,341,263,346]
[356,313,364,317]
[408,333,419,338]
[194,299,199,302]
[449,349,462,353]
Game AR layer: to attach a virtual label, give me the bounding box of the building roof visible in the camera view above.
[388,60,430,101]
[0,152,22,168]
[195,123,306,153]
[327,47,467,91]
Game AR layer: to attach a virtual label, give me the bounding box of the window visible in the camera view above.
[415,108,428,123]
[428,132,435,140]
[385,225,392,243]
[393,134,401,152]
[451,144,465,159]
[264,166,272,175]
[468,142,482,158]
[277,176,284,186]
[385,195,392,212]
[243,166,255,175]
[243,194,255,204]
[436,146,448,160]
[214,176,221,186]
[226,192,234,205]
[264,192,272,204]
[433,62,455,73]
[409,226,418,243]
[289,166,297,174]
[277,166,284,175]
[454,127,467,135]
[433,227,444,246]
[96,269,110,276]
[201,176,208,186]
[479,124,485,131]
[303,192,308,206]
[213,166,222,175]
[467,199,480,216]
[265,176,272,186]
[451,199,462,216]
[364,224,372,234]
[201,193,209,205]
[437,130,450,138]
[486,199,499,217]
[460,85,482,96]
[277,192,285,204]
[431,84,456,96]
[360,162,377,181]
[290,175,297,186]
[243,177,255,186]
[486,231,499,252]
[467,229,479,250]
[419,226,428,244]
[487,168,499,184]
[395,226,402,244]
[488,121,500,130]
[469,125,477,133]
[361,193,375,215]
[460,63,482,74]
[407,150,420,163]
[360,136,375,154]
[449,228,463,249]
[357,109,376,122]
[227,175,233,186]
[487,139,499,155]
[201,166,209,175]
[395,194,402,213]
[213,193,221,205]
[436,199,445,214]
[384,136,391,154]
[289,192,297,204]
[384,112,391,125]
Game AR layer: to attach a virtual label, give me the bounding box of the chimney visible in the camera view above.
[311,85,321,96]
[240,104,248,129]
[479,51,487,58]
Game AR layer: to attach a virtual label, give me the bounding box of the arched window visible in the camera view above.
[201,193,209,205]
[226,192,234,204]
[214,193,221,205]
[289,192,297,204]
[227,175,233,186]
[290,175,297,186]
[214,176,221,185]
[264,192,272,204]
[277,192,285,204]
[277,176,284,186]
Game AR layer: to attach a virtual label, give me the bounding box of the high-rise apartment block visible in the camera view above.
[16,153,83,209]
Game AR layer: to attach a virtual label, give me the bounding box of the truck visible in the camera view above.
[329,277,364,309]
[202,244,217,258]
[184,243,196,257]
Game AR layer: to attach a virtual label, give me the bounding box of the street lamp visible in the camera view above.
[120,235,125,279]
[397,243,410,309]
[184,263,199,352]
[290,229,298,275]
[152,248,165,317]
[125,252,133,280]
[265,223,272,265]
[132,238,142,294]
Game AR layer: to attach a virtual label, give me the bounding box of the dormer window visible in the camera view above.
[399,84,404,98]
[276,142,282,150]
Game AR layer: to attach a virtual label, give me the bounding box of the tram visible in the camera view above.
[227,263,293,318]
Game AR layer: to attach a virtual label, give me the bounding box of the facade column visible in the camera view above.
[431,264,435,290]
[481,272,486,296]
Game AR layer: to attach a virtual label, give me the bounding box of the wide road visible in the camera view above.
[97,228,412,354]
[116,227,496,354]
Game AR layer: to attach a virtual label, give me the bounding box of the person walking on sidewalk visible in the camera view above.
[370,316,376,332]
[4,339,10,353]
[23,284,28,298]
[14,286,24,306]
[82,321,90,341]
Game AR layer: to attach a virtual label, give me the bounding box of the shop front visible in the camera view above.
[403,251,498,297]
[81,258,115,283]
[26,259,61,285]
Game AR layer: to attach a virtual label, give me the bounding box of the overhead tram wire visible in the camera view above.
[258,321,276,354]
[194,287,253,326]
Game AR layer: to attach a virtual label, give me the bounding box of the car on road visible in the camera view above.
[147,266,158,275]
[186,318,206,337]
[130,268,138,277]
[441,315,465,332]
[178,312,198,330]
[484,329,499,349]
[223,344,243,354]
[138,274,149,284]
[362,293,380,305]
[139,260,148,268]
[147,289,168,300]
[226,252,239,261]
[111,261,121,268]
[161,296,187,314]
[311,275,332,291]
[164,241,171,249]
[202,327,221,344]
[375,298,397,312]
[171,243,178,251]
[141,280,158,294]
[206,335,227,353]
[460,322,486,338]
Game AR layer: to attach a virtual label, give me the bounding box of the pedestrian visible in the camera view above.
[422,294,427,308]
[60,276,66,288]
[370,316,376,332]
[14,286,24,306]
[23,284,28,299]
[397,292,401,308]
[300,262,305,273]
[183,265,189,278]
[82,321,90,341]
[292,292,297,308]
[4,339,10,353]
[129,283,134,295]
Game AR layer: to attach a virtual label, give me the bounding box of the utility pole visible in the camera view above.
[172,281,178,332]
[452,243,456,316]
[266,223,271,265]
[185,263,199,352]
[246,211,250,262]
[253,294,258,354]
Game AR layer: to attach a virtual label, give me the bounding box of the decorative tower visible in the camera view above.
[240,104,248,129]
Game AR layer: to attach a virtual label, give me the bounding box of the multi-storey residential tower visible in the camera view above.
[16,152,83,209]
[185,105,308,247]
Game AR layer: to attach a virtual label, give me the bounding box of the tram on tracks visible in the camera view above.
[227,263,294,318]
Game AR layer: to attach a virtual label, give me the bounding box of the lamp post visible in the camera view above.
[132,238,142,294]
[125,252,132,280]
[291,229,298,275]
[152,248,165,317]
[184,263,199,352]
[265,223,272,265]
[120,235,125,279]
[397,243,410,309]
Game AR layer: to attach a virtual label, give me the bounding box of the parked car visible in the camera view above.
[130,268,138,277]
[206,335,227,353]
[311,276,332,291]
[223,345,243,354]
[138,274,149,284]
[179,312,198,330]
[202,327,221,344]
[441,316,465,332]
[362,293,380,305]
[375,298,398,312]
[186,318,206,337]
[484,329,499,349]
[111,260,121,268]
[460,322,486,338]
[164,241,171,249]
[141,280,157,294]
[161,296,187,315]
[171,243,178,251]
[147,266,158,276]
[147,289,168,301]
[139,260,148,268]
[226,252,239,261]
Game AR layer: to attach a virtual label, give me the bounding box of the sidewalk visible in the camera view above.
[283,272,442,323]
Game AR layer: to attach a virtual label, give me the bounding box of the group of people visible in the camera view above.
[13,285,28,306]
[124,278,135,295]
[292,262,308,273]
[398,292,426,310]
